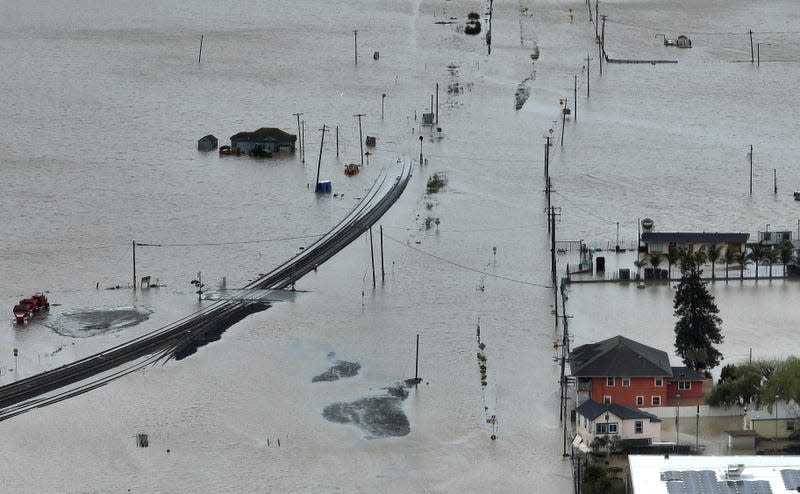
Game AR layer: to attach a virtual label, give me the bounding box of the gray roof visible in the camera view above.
[231,127,297,143]
[641,232,749,244]
[569,335,672,377]
[575,399,662,422]
[671,366,706,382]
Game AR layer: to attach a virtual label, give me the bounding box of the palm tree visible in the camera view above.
[633,258,647,281]
[779,244,794,278]
[764,248,778,279]
[666,245,681,279]
[734,249,750,280]
[648,253,663,280]
[693,249,708,269]
[707,242,723,280]
[723,246,738,281]
[747,243,765,280]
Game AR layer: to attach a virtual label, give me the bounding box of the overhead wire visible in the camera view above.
[382,232,550,288]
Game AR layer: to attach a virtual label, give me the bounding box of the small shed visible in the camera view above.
[365,136,376,147]
[198,134,218,150]
[726,430,758,450]
[676,35,692,48]
[422,112,435,125]
[315,181,332,193]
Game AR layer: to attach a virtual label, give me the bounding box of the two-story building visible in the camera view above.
[570,335,707,408]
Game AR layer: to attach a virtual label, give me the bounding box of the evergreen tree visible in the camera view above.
[673,255,724,371]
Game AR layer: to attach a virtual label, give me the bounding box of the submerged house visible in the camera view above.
[197,134,218,150]
[230,127,297,154]
[675,35,692,48]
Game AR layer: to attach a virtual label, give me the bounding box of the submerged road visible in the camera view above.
[0,163,412,421]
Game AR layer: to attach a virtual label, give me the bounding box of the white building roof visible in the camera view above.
[629,455,800,494]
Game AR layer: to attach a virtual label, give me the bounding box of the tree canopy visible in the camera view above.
[706,364,762,408]
[673,255,724,371]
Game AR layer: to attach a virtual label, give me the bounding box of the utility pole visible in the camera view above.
[560,98,567,147]
[774,169,777,194]
[315,124,327,188]
[132,240,137,290]
[369,227,376,288]
[545,135,550,178]
[574,75,578,122]
[487,0,494,55]
[293,112,303,159]
[435,83,439,125]
[586,54,591,98]
[198,35,203,63]
[354,113,365,167]
[601,15,607,63]
[353,30,358,65]
[750,144,753,195]
[380,225,385,281]
[550,206,561,328]
[336,126,339,158]
[595,0,599,40]
[749,29,754,64]
[301,119,306,164]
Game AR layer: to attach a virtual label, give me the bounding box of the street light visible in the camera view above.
[381,93,386,121]
[419,135,424,166]
[676,394,681,448]
[695,405,700,450]
[775,394,780,450]
[605,406,611,464]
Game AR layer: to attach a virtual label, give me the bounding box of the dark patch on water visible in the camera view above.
[322,384,411,438]
[47,306,153,338]
[312,360,361,382]
[173,301,270,360]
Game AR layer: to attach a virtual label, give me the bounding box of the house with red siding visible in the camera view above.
[569,335,707,409]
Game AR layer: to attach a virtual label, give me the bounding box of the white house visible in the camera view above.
[574,399,662,446]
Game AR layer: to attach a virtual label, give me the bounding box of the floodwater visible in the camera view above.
[1,0,799,492]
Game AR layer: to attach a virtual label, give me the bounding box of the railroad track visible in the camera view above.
[0,163,412,421]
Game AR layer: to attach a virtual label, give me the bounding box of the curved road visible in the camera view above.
[0,162,412,421]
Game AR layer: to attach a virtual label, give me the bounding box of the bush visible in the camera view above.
[464,21,481,35]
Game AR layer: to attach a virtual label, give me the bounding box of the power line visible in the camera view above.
[135,233,324,248]
[382,233,550,288]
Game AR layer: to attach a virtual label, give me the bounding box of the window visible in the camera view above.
[621,377,631,387]
[654,377,663,387]
[787,421,795,432]
[595,422,619,435]
[678,381,692,390]
[636,396,644,406]
[652,396,661,406]
[634,421,644,434]
[603,395,612,404]
[607,377,615,386]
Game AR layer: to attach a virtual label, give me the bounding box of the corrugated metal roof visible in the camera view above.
[641,232,750,243]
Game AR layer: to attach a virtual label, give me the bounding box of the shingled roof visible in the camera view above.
[569,335,672,377]
[576,399,662,422]
[640,232,749,244]
[230,127,297,142]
